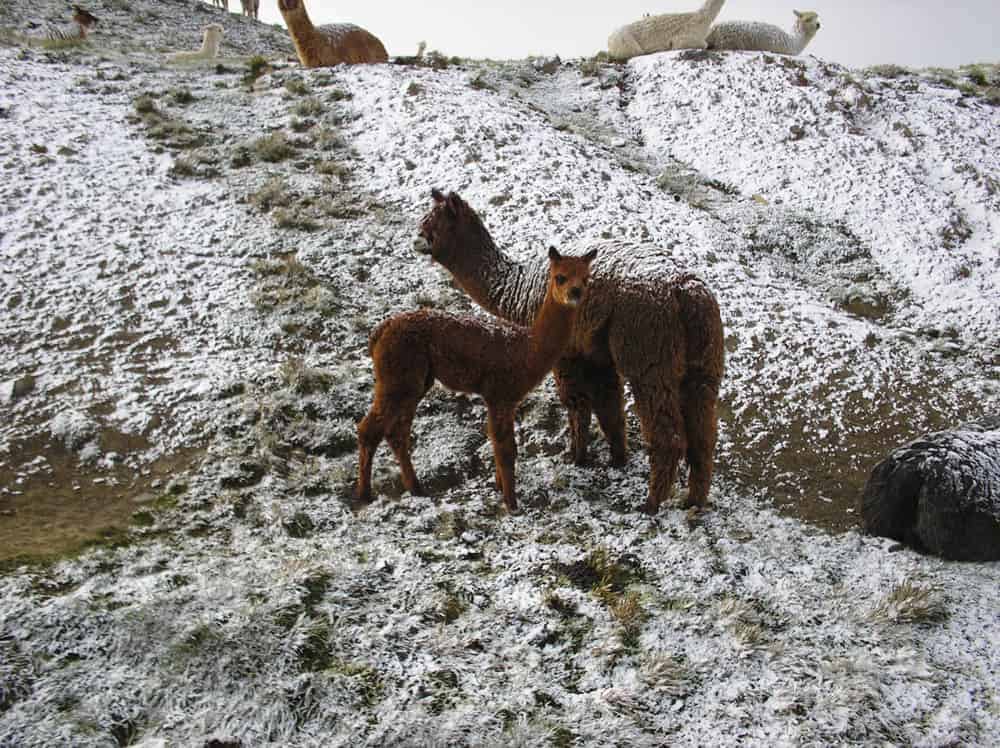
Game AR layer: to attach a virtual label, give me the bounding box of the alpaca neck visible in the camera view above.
[441,225,542,327]
[789,24,816,54]
[524,290,577,378]
[696,0,726,19]
[201,33,219,55]
[284,7,321,47]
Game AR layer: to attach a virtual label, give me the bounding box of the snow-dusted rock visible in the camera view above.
[861,416,1000,561]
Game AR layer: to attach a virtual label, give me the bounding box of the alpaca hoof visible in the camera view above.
[354,486,373,504]
[640,499,660,516]
[610,454,627,469]
[680,492,710,511]
[504,499,521,516]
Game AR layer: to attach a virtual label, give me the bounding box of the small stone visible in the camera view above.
[8,375,35,401]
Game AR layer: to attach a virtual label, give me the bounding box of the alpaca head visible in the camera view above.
[546,247,596,308]
[278,0,304,14]
[792,10,821,38]
[72,6,98,30]
[205,23,224,42]
[416,188,493,264]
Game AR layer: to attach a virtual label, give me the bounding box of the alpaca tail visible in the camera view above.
[367,318,393,357]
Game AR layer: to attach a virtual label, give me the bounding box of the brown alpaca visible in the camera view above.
[356,247,597,514]
[277,0,388,67]
[417,190,725,514]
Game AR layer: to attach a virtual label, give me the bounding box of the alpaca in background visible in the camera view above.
[277,0,388,67]
[608,1,727,61]
[417,190,725,515]
[45,5,98,41]
[168,24,224,62]
[210,0,228,10]
[707,10,821,55]
[356,247,596,514]
[241,0,259,21]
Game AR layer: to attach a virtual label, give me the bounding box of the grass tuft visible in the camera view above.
[252,132,297,163]
[868,579,948,625]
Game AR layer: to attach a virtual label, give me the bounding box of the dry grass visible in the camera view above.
[868,579,948,625]
[252,132,296,163]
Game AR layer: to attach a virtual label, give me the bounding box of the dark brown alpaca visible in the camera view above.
[356,247,597,513]
[277,0,388,67]
[417,189,725,514]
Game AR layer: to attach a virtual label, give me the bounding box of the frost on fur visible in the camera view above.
[607,0,727,61]
[707,10,821,56]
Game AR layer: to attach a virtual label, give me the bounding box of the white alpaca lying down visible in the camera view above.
[608,1,727,61]
[707,10,821,56]
[168,24,224,62]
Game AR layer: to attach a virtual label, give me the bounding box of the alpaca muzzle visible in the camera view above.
[413,235,432,255]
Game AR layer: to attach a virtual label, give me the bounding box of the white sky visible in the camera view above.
[257,1,999,69]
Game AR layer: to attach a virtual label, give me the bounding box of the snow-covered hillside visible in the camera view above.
[1,1,998,745]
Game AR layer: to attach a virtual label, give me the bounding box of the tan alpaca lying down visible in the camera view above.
[278,0,387,67]
[168,24,224,63]
[608,0,727,61]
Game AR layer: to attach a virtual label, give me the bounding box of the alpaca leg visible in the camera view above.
[632,382,686,515]
[487,406,518,514]
[356,406,386,502]
[681,375,720,509]
[554,359,593,466]
[385,398,424,496]
[591,366,627,468]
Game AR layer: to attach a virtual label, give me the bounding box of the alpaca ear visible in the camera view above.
[793,9,803,17]
[446,192,464,215]
[548,246,562,262]
[431,188,446,204]
[582,249,598,264]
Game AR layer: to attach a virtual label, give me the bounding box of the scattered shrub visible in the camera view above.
[250,177,293,212]
[294,97,325,118]
[252,131,296,162]
[169,87,195,106]
[273,206,320,231]
[243,55,270,86]
[284,77,310,96]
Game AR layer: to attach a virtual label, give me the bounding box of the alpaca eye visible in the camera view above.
[555,275,567,285]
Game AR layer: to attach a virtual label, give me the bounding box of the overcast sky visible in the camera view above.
[257,1,998,70]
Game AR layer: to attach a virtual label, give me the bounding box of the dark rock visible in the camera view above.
[9,374,35,400]
[860,416,1000,561]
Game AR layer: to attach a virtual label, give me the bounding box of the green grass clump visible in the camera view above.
[278,357,335,395]
[273,206,320,231]
[243,55,271,86]
[284,77,310,96]
[39,36,85,51]
[133,94,158,114]
[169,157,197,178]
[252,131,296,163]
[294,97,325,117]
[169,87,195,106]
[249,177,293,212]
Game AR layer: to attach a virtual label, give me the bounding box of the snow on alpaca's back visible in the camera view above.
[707,10,821,55]
[608,0,727,61]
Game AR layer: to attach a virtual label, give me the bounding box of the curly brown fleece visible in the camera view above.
[356,247,596,514]
[277,0,387,67]
[417,189,725,514]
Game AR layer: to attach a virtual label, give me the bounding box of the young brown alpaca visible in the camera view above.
[417,190,725,515]
[277,0,388,67]
[356,247,597,514]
